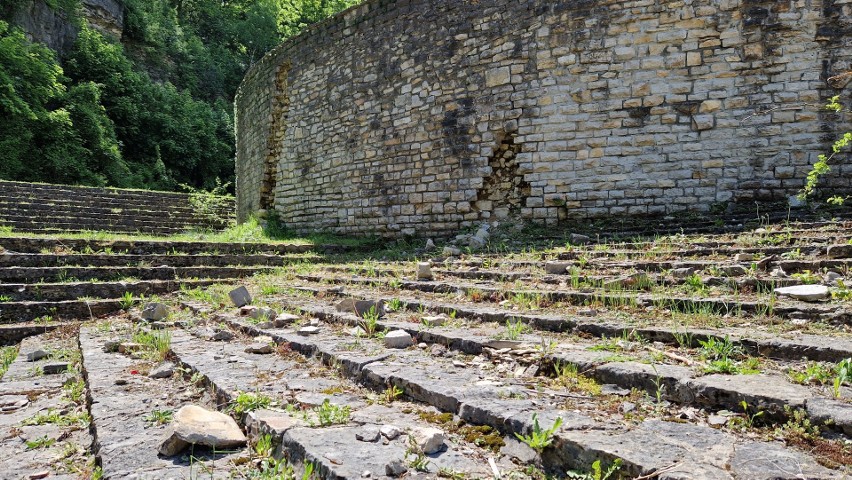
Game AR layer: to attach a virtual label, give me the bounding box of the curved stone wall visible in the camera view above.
[235,0,852,236]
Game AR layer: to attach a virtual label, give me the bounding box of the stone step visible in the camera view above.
[215,315,838,478]
[78,327,245,478]
[0,179,233,206]
[0,332,95,478]
[0,237,321,255]
[0,252,301,269]
[0,218,208,236]
[0,265,274,283]
[0,278,230,302]
[0,299,123,323]
[140,326,499,477]
[0,199,231,221]
[253,298,852,435]
[0,211,230,229]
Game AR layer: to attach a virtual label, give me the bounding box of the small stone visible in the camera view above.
[297,326,321,336]
[149,361,175,379]
[257,321,274,329]
[150,322,169,330]
[417,342,428,349]
[250,307,278,322]
[774,285,830,302]
[620,402,636,413]
[671,267,695,279]
[735,253,756,262]
[159,405,247,456]
[708,414,729,426]
[356,426,381,442]
[118,342,144,354]
[421,316,446,326]
[500,436,538,463]
[212,330,235,341]
[114,379,128,385]
[228,286,252,307]
[245,343,273,354]
[380,424,401,440]
[429,344,447,356]
[442,246,462,257]
[141,302,169,321]
[385,460,408,477]
[239,305,257,316]
[384,330,413,349]
[335,298,385,317]
[416,262,433,280]
[25,349,49,362]
[42,362,69,375]
[770,267,788,278]
[569,233,591,245]
[544,261,570,274]
[362,471,372,478]
[28,471,50,480]
[274,313,301,327]
[103,340,121,353]
[788,195,807,208]
[825,271,843,285]
[413,427,445,454]
[425,239,435,250]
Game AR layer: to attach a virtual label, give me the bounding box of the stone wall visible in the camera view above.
[235,0,852,236]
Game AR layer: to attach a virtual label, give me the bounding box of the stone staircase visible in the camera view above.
[0,180,235,235]
[0,219,849,478]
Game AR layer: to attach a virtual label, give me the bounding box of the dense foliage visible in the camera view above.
[0,0,359,191]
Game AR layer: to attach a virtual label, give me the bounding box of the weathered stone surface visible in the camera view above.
[774,285,830,302]
[416,262,433,280]
[245,342,273,354]
[228,286,252,307]
[544,262,570,275]
[827,244,852,259]
[806,398,852,435]
[141,302,169,321]
[41,362,69,375]
[297,326,320,336]
[384,330,413,349]
[25,349,49,362]
[148,361,174,379]
[159,405,247,456]
[335,298,384,317]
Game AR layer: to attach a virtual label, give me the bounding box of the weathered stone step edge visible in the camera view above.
[0,179,234,202]
[0,322,65,345]
[551,243,836,261]
[0,265,274,283]
[0,252,304,268]
[0,299,122,323]
[0,277,233,302]
[263,298,851,435]
[0,198,232,216]
[0,237,331,255]
[0,221,198,236]
[218,316,838,479]
[296,274,849,325]
[165,329,496,478]
[285,283,852,364]
[0,207,230,223]
[0,212,228,228]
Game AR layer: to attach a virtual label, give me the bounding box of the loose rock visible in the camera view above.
[228,286,252,307]
[159,405,247,456]
[380,424,401,440]
[245,343,274,354]
[774,285,830,302]
[25,349,50,362]
[442,246,462,257]
[42,362,69,374]
[250,307,278,322]
[149,361,175,379]
[413,427,445,454]
[416,262,433,280]
[544,261,570,274]
[141,302,169,321]
[335,298,385,317]
[297,326,321,336]
[385,460,407,477]
[355,426,381,442]
[384,330,413,349]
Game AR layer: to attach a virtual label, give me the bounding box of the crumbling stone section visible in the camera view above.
[475,131,530,220]
[235,0,852,236]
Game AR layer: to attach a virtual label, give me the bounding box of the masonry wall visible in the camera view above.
[235,0,852,236]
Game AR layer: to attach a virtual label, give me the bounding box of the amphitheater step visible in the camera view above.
[0,236,321,255]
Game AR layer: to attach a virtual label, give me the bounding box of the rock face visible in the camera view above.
[774,285,830,302]
[9,0,123,56]
[159,405,247,456]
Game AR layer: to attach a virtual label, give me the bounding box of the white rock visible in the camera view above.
[380,424,401,440]
[734,253,756,262]
[416,262,433,280]
[384,330,413,349]
[425,239,435,250]
[141,303,169,321]
[770,268,788,278]
[421,316,446,326]
[159,405,247,456]
[774,285,830,302]
[413,427,445,454]
[297,326,321,336]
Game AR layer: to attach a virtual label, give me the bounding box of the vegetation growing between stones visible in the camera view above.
[0,346,18,378]
[801,96,851,205]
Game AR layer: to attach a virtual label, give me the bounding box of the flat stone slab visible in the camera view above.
[774,285,830,302]
[159,405,247,456]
